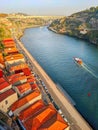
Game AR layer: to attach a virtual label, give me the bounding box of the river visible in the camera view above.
[21,26,98,130]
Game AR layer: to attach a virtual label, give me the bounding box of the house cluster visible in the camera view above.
[0,38,70,130]
[0,18,12,29]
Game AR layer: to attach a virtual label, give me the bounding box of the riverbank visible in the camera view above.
[18,25,43,39]
[15,28,93,130]
[48,26,98,46]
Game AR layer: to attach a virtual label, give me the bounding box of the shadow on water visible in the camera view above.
[56,83,76,106]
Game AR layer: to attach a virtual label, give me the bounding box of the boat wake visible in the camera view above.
[81,63,98,78]
[74,57,98,78]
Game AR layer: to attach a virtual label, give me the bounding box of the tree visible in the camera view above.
[0,42,4,50]
[0,28,4,40]
[90,7,96,12]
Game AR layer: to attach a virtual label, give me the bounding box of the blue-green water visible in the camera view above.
[21,27,98,130]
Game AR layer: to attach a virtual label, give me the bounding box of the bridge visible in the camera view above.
[7,15,63,20]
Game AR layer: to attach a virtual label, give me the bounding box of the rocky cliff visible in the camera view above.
[49,6,98,45]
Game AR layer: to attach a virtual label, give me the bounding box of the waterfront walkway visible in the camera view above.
[15,37,93,130]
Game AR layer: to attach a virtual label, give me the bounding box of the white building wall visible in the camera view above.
[0,93,18,113]
[5,58,25,66]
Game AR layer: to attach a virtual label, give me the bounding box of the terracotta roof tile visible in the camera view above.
[19,100,45,121]
[38,110,69,130]
[10,63,29,72]
[22,68,31,76]
[0,53,4,64]
[22,103,69,130]
[8,73,23,80]
[4,44,16,48]
[31,83,38,90]
[23,105,56,130]
[0,77,10,91]
[11,75,27,84]
[3,38,14,42]
[27,75,35,83]
[0,77,5,83]
[11,90,40,111]
[47,120,68,130]
[17,83,31,94]
[4,47,18,54]
[8,73,27,84]
[0,89,16,102]
[3,41,16,48]
[33,107,56,128]
[5,54,24,61]
[0,82,10,91]
[3,42,15,45]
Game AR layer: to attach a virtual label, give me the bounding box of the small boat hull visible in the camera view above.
[74,58,83,65]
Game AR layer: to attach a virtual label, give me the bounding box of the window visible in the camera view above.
[5,100,8,105]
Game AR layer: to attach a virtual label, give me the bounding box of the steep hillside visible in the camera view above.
[0,16,46,40]
[0,13,62,40]
[49,6,98,45]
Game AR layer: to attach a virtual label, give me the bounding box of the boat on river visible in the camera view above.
[74,57,83,65]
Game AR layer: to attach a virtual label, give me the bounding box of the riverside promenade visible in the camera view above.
[15,37,93,130]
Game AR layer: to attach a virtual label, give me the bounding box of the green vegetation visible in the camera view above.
[0,14,51,40]
[0,21,12,41]
[0,27,11,41]
[0,42,4,50]
[0,28,5,40]
[0,13,61,40]
[88,30,98,43]
[49,6,98,45]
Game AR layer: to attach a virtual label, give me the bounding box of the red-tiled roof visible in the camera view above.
[31,83,38,90]
[8,73,27,84]
[38,110,69,130]
[27,75,35,83]
[0,53,4,64]
[4,44,16,48]
[3,40,16,48]
[46,120,68,130]
[22,103,69,130]
[8,73,23,80]
[33,107,56,128]
[22,68,31,76]
[0,69,3,78]
[11,90,40,112]
[5,54,24,62]
[19,100,45,121]
[4,47,18,54]
[0,89,16,102]
[3,38,14,42]
[9,64,31,76]
[23,105,56,130]
[17,83,31,94]
[27,75,37,89]
[0,77,5,83]
[10,63,29,72]
[0,77,10,91]
[0,82,10,91]
[3,41,15,45]
[12,75,27,84]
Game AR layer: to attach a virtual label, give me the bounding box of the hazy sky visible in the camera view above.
[0,0,98,16]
